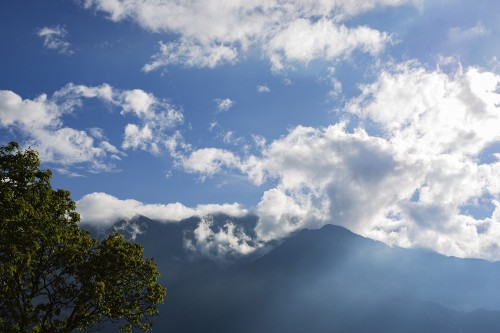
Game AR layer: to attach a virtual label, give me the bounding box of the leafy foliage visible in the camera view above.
[0,142,166,332]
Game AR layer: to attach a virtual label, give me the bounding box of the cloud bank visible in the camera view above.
[77,192,248,227]
[173,62,500,261]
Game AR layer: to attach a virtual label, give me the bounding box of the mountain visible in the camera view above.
[243,224,500,311]
[88,216,500,332]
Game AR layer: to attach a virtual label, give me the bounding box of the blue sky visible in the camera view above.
[1,0,500,260]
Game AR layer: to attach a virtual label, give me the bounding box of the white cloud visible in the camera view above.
[179,145,266,185]
[222,131,245,147]
[340,63,500,259]
[83,0,417,70]
[179,62,500,260]
[214,98,235,113]
[55,168,85,178]
[257,85,271,93]
[51,83,116,111]
[57,83,184,154]
[117,91,184,153]
[89,127,106,140]
[99,140,122,156]
[0,83,184,172]
[165,130,192,160]
[181,148,241,179]
[252,134,267,148]
[208,121,219,132]
[83,0,417,35]
[0,91,58,128]
[249,123,405,241]
[36,26,74,55]
[184,216,262,263]
[120,89,157,119]
[266,18,390,71]
[323,67,343,98]
[221,131,235,144]
[122,124,154,151]
[143,39,238,71]
[76,192,248,226]
[0,89,109,169]
[113,219,145,240]
[255,187,330,242]
[346,62,500,157]
[30,127,107,167]
[66,62,500,260]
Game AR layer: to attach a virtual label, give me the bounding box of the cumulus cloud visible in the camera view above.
[184,216,262,263]
[120,101,183,153]
[242,123,408,243]
[214,98,235,113]
[120,89,157,118]
[0,91,58,128]
[36,26,74,55]
[83,0,416,70]
[341,62,500,257]
[57,83,184,154]
[266,18,390,71]
[346,62,500,157]
[181,148,241,179]
[178,62,500,260]
[0,83,183,171]
[76,192,248,226]
[122,124,153,151]
[0,89,111,170]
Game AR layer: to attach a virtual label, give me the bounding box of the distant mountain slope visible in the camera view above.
[88,216,500,332]
[244,224,500,311]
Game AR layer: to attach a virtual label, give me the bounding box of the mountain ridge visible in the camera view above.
[85,215,500,332]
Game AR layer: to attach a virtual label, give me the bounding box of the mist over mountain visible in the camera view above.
[86,215,500,332]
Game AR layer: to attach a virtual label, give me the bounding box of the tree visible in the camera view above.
[0,142,166,332]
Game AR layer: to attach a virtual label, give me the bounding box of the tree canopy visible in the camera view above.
[0,142,166,332]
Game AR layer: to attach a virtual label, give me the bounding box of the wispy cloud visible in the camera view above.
[36,25,74,55]
[55,168,86,178]
[256,84,271,93]
[143,38,237,71]
[448,22,489,44]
